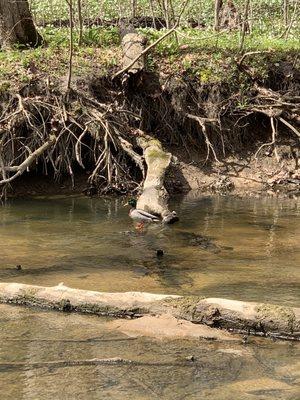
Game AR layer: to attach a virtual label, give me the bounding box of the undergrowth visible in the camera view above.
[0,27,299,92]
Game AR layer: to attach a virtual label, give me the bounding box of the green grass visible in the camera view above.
[0,25,298,92]
[28,0,300,39]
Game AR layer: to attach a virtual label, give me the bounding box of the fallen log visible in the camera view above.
[0,283,299,341]
[117,25,178,222]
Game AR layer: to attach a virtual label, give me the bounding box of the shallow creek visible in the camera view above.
[0,193,299,399]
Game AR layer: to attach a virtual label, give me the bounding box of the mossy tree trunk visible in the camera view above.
[136,132,178,223]
[0,0,42,48]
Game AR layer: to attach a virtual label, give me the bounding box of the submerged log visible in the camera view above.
[0,283,299,340]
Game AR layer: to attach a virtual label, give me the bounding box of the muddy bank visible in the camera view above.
[0,283,299,340]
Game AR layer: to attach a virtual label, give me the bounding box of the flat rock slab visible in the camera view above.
[108,314,238,341]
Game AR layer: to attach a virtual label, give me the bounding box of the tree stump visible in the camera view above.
[121,32,147,75]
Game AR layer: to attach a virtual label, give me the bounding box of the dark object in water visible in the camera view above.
[156,249,164,258]
[82,185,97,197]
[16,265,22,271]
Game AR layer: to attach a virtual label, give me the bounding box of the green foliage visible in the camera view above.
[0,0,298,91]
[29,0,300,39]
[81,27,120,47]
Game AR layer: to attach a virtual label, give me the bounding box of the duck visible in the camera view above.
[124,198,160,229]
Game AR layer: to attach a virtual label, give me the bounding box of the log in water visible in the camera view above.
[0,282,299,340]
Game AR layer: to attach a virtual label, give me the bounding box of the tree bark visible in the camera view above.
[283,0,289,27]
[214,0,223,31]
[0,0,42,48]
[0,282,299,340]
[121,32,147,75]
[136,131,178,223]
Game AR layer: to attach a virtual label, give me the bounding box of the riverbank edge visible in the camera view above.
[1,49,299,198]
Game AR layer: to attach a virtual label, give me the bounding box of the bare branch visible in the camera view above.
[0,135,57,186]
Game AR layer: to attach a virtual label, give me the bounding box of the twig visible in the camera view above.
[0,135,57,185]
[279,117,300,138]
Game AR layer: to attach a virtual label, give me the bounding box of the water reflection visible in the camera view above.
[0,194,299,306]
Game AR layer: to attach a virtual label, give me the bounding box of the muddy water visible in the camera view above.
[0,194,299,306]
[0,303,299,400]
[0,194,300,399]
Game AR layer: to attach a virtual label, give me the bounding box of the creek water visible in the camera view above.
[0,193,299,399]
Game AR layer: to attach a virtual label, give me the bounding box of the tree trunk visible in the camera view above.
[239,0,251,52]
[0,0,42,48]
[136,131,178,224]
[214,0,223,31]
[121,32,146,75]
[283,0,289,26]
[131,0,137,19]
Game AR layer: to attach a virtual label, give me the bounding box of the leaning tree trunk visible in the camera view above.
[136,131,178,224]
[0,0,42,48]
[117,23,178,224]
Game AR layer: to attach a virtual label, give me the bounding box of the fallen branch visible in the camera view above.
[0,358,197,371]
[0,135,57,185]
[0,283,299,340]
[279,117,300,138]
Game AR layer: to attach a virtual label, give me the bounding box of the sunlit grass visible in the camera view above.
[0,24,298,92]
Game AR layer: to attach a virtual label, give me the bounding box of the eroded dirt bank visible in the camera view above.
[0,53,299,199]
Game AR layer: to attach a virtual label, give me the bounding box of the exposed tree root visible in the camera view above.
[0,89,145,197]
[0,56,299,197]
